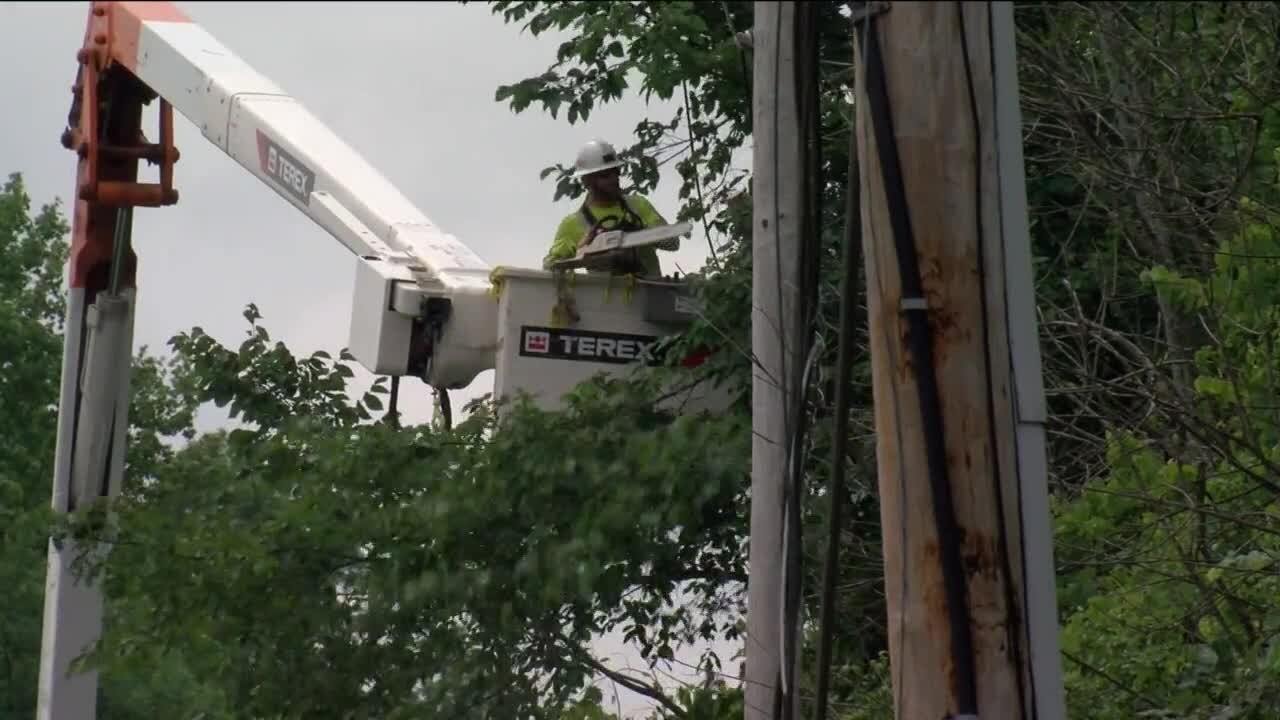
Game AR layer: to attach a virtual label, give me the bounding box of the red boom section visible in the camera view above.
[62,1,188,292]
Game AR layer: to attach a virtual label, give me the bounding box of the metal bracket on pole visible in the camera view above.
[851,1,890,26]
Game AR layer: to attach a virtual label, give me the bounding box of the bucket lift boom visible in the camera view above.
[37,2,709,718]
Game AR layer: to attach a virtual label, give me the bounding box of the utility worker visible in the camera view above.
[543,138,677,276]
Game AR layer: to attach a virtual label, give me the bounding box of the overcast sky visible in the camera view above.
[2,1,735,715]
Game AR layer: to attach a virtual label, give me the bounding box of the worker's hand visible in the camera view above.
[578,232,595,249]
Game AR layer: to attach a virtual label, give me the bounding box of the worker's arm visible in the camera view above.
[629,195,679,250]
[543,214,586,269]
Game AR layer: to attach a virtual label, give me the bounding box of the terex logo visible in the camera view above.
[518,326,660,366]
[524,330,550,354]
[256,130,315,205]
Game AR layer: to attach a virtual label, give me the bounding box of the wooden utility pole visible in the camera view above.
[746,2,803,719]
[852,2,1067,718]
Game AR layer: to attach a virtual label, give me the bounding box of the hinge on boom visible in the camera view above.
[406,297,455,431]
[407,297,452,383]
[62,3,181,210]
[63,74,181,208]
[61,2,183,294]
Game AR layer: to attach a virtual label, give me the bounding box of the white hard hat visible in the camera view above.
[573,138,623,178]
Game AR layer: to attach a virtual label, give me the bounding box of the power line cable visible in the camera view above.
[777,4,824,718]
[813,28,863,720]
[766,6,788,717]
[720,1,753,132]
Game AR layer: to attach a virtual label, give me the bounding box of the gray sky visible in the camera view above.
[2,1,736,715]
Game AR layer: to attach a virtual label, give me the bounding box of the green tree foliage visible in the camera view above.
[0,171,68,717]
[1051,195,1280,719]
[0,173,205,717]
[78,315,750,718]
[1018,0,1280,491]
[1016,4,1280,717]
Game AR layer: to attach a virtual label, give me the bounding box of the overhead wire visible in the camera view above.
[812,20,863,719]
[680,77,722,267]
[720,0,753,132]
[775,3,824,718]
[765,6,788,717]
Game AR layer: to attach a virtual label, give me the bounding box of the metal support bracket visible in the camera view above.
[851,1,891,26]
